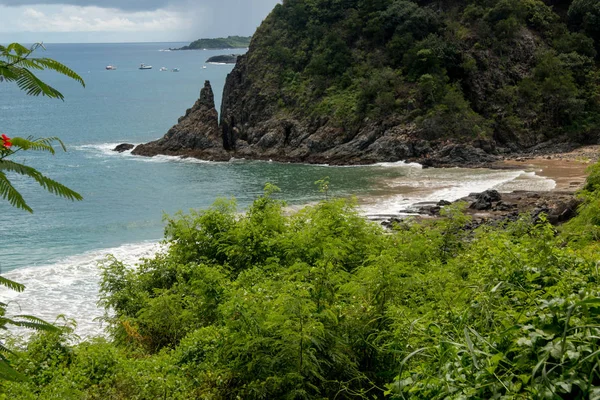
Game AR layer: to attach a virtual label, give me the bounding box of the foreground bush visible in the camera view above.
[4,168,600,398]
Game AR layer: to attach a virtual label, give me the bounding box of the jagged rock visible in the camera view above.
[470,190,502,211]
[437,200,452,206]
[133,81,229,161]
[113,143,134,153]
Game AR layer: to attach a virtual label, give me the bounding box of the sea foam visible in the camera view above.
[3,241,165,339]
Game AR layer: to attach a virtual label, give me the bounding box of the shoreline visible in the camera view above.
[497,145,599,192]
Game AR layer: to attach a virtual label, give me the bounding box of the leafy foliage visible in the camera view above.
[6,165,600,398]
[245,0,600,143]
[0,137,83,213]
[0,42,84,385]
[0,43,84,100]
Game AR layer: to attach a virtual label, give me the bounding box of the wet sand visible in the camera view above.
[500,145,599,191]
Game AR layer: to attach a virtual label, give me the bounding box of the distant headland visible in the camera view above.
[205,54,240,64]
[172,35,251,50]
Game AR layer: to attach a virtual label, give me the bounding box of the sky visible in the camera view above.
[0,0,280,43]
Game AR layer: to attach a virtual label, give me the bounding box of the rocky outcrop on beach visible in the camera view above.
[382,189,582,230]
[132,81,229,161]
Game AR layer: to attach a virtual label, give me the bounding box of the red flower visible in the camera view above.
[1,134,12,148]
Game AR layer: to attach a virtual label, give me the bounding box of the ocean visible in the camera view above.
[0,43,556,338]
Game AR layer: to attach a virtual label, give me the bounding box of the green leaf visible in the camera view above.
[0,171,32,212]
[0,276,25,292]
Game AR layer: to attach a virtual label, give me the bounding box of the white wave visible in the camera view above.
[371,160,423,169]
[3,241,165,339]
[361,169,556,217]
[138,154,218,164]
[75,142,131,155]
[75,143,222,165]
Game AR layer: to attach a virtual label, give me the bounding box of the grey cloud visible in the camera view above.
[0,0,170,11]
[0,0,279,13]
[0,0,280,37]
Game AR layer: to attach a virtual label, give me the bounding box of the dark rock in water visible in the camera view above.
[206,54,240,64]
[469,190,502,211]
[437,200,452,206]
[133,81,229,161]
[113,143,134,153]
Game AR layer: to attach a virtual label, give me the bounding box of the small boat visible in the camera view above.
[202,65,207,69]
[139,64,152,70]
[172,68,180,72]
[105,65,117,70]
[159,67,168,72]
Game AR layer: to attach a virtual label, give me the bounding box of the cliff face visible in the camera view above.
[220,54,497,166]
[217,0,600,165]
[133,81,229,161]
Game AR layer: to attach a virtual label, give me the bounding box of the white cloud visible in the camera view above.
[16,5,191,32]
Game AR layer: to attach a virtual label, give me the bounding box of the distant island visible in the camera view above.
[206,54,240,64]
[174,36,251,50]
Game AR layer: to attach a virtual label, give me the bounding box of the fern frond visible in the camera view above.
[0,171,32,212]
[0,276,25,292]
[0,160,83,202]
[15,67,64,99]
[9,137,60,154]
[0,343,14,357]
[12,315,59,332]
[31,58,85,87]
[0,359,26,382]
[0,43,85,99]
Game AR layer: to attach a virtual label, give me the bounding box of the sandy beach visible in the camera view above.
[501,145,599,191]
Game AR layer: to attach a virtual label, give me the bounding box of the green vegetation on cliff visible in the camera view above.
[245,0,600,146]
[5,166,600,398]
[177,35,251,50]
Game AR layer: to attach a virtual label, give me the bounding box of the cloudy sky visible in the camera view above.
[0,0,280,43]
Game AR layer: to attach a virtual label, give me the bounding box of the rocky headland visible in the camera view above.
[172,36,251,50]
[132,0,600,168]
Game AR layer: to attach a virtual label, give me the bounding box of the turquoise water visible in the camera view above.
[0,43,556,337]
[0,43,382,271]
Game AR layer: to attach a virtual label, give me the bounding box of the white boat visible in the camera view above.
[159,67,168,72]
[202,65,207,69]
[139,64,152,70]
[105,65,117,70]
[172,68,180,72]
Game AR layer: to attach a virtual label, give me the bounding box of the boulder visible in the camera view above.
[113,143,134,153]
[469,190,502,211]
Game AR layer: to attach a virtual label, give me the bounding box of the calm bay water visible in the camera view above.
[0,43,556,337]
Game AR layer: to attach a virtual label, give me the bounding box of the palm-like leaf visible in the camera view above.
[0,359,25,382]
[0,161,82,212]
[0,42,85,100]
[10,315,60,332]
[0,276,25,292]
[8,136,67,155]
[0,171,31,212]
